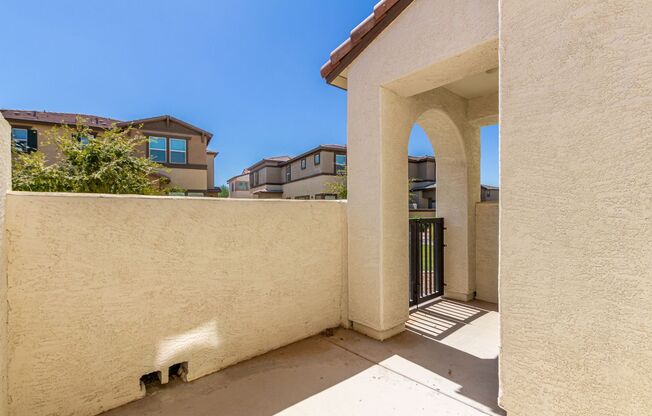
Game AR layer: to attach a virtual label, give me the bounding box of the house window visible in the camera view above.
[314,153,320,165]
[75,133,94,146]
[11,128,29,152]
[236,181,249,191]
[301,159,306,169]
[253,171,259,186]
[169,138,187,164]
[335,154,347,174]
[286,165,291,182]
[148,137,167,162]
[230,182,235,192]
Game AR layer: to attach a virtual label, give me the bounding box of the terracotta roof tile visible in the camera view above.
[320,0,414,83]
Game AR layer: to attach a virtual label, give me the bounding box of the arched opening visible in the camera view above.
[404,108,474,309]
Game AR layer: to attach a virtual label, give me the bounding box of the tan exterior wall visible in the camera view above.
[0,114,10,416]
[475,202,497,304]
[7,121,212,191]
[160,167,207,191]
[227,173,252,198]
[206,153,216,189]
[287,150,338,181]
[408,210,436,219]
[282,174,341,199]
[138,120,208,166]
[5,193,347,416]
[500,1,652,415]
[7,123,60,163]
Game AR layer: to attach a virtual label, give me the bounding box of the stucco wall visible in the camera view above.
[500,1,652,415]
[5,194,347,416]
[0,114,10,416]
[475,202,497,303]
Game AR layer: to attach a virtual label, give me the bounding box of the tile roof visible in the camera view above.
[320,0,414,85]
[408,155,436,163]
[1,109,121,128]
[1,110,214,143]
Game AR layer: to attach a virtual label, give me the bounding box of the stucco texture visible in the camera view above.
[0,114,10,416]
[475,202,498,304]
[343,0,498,338]
[5,194,347,416]
[499,1,652,414]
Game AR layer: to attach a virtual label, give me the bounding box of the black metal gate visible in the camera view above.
[409,218,444,307]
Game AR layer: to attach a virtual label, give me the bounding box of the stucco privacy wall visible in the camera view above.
[5,194,347,416]
[500,1,652,415]
[475,202,497,303]
[0,114,10,416]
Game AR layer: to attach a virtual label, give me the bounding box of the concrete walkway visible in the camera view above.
[104,299,502,416]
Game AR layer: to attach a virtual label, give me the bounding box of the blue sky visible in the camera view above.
[0,0,498,186]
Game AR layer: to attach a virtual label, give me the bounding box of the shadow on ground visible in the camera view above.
[103,299,503,416]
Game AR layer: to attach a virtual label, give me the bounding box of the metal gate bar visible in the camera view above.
[409,218,444,307]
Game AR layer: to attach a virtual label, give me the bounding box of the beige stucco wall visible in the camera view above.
[408,210,436,219]
[475,202,497,303]
[0,114,10,416]
[500,1,652,415]
[341,0,498,339]
[352,0,498,98]
[5,193,347,416]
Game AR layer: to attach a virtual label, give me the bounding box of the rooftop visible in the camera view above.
[1,109,121,128]
[1,110,213,142]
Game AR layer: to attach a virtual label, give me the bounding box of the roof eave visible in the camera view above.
[321,0,415,88]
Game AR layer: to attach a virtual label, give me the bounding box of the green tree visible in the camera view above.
[325,167,347,199]
[326,167,416,201]
[217,184,229,197]
[12,118,166,194]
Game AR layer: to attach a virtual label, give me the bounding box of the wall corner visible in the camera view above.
[0,112,11,416]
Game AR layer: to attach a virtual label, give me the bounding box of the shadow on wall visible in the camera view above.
[103,301,504,416]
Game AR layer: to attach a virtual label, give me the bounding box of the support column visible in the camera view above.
[347,84,412,340]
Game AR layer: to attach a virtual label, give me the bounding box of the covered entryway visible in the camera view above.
[321,0,499,341]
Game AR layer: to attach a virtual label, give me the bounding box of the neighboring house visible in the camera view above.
[245,155,292,199]
[481,184,499,202]
[409,155,437,209]
[1,109,219,196]
[229,144,451,204]
[227,145,345,200]
[227,169,252,198]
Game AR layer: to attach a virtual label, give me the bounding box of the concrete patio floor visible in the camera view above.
[103,299,502,416]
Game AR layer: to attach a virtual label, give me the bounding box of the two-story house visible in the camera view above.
[228,144,442,206]
[2,110,218,196]
[227,169,252,198]
[408,155,437,209]
[229,145,346,200]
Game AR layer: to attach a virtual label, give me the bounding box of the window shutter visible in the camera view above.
[27,129,38,152]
